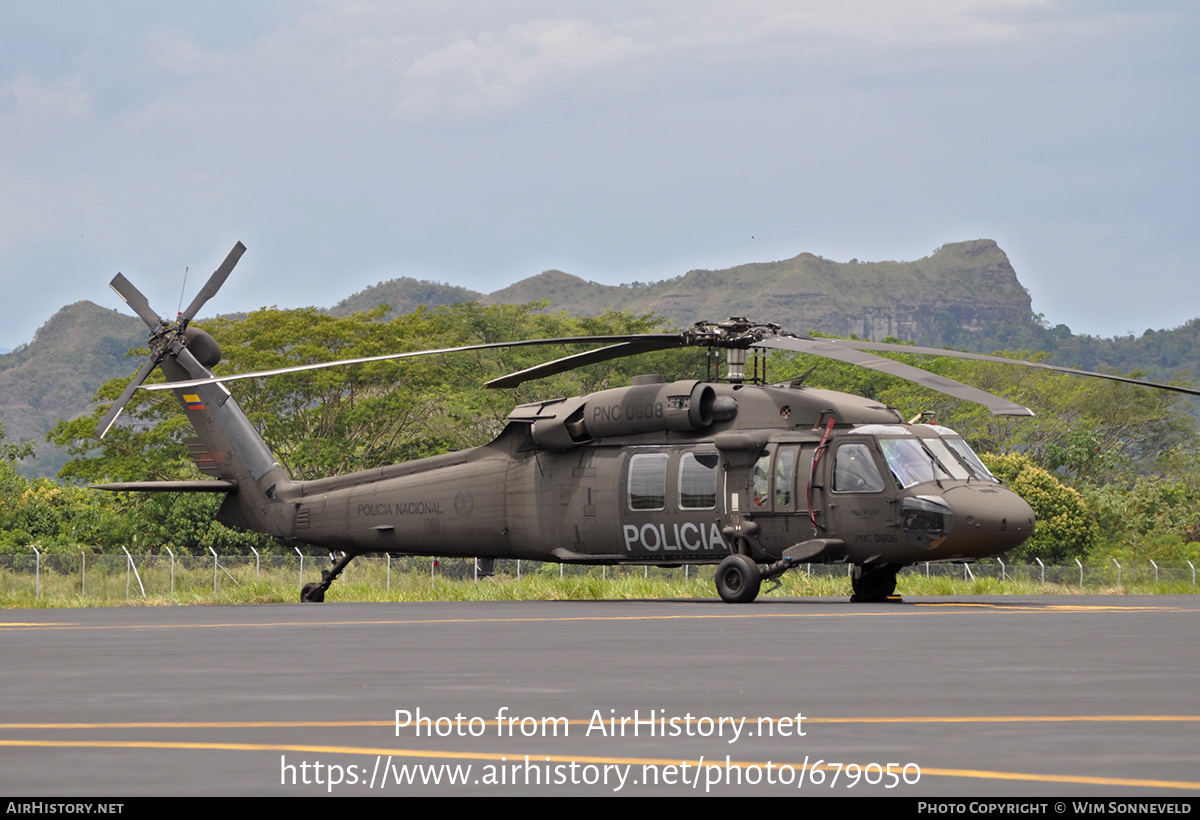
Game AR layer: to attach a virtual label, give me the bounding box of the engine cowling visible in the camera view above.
[512,379,723,449]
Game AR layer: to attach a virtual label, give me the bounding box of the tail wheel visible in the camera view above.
[715,554,762,604]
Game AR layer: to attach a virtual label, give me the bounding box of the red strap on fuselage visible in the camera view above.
[808,416,836,530]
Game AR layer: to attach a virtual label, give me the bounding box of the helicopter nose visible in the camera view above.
[942,484,1035,555]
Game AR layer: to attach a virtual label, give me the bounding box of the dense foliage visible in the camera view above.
[3,307,1198,564]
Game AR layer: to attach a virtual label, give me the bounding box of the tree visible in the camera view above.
[50,302,687,483]
[981,452,1096,563]
[1,420,34,463]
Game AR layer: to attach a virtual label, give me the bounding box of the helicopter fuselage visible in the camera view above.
[262,379,1033,573]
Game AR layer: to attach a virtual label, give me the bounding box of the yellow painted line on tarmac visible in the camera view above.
[0,603,1189,631]
[5,715,1198,731]
[0,738,1196,791]
[806,714,1200,725]
[916,602,1184,613]
[0,613,905,631]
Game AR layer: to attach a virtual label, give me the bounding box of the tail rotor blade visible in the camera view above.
[94,354,161,439]
[109,273,162,329]
[181,241,245,322]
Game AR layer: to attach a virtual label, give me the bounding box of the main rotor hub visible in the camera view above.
[688,318,783,348]
[686,318,787,384]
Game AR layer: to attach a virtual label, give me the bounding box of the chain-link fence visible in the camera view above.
[1,550,1195,602]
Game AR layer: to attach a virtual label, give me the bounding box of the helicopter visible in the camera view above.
[91,242,1200,603]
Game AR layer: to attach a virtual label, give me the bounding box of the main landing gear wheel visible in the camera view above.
[850,563,901,603]
[715,554,762,604]
[300,582,326,603]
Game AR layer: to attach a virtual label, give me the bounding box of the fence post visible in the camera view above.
[1111,557,1121,587]
[998,558,1007,583]
[1075,558,1083,589]
[209,547,218,593]
[31,546,40,599]
[1189,561,1195,586]
[387,553,391,590]
[250,547,260,580]
[121,546,146,598]
[164,547,175,594]
[81,551,85,598]
[295,547,304,588]
[963,563,975,582]
[1035,557,1045,584]
[1150,559,1159,585]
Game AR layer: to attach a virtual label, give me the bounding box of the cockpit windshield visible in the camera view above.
[927,425,998,482]
[921,437,971,481]
[942,437,997,481]
[848,424,997,486]
[877,437,949,488]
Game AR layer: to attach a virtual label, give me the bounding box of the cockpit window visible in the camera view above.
[833,443,885,493]
[921,437,972,481]
[878,438,949,489]
[943,436,998,482]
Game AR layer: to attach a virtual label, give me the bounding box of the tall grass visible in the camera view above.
[0,554,1194,608]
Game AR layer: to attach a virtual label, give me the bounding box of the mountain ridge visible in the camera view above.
[4,238,1196,478]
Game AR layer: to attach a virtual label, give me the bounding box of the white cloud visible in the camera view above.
[0,0,1195,346]
[6,72,89,116]
[398,18,640,117]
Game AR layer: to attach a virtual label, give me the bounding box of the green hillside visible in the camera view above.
[3,238,1198,480]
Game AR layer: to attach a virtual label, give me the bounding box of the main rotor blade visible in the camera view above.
[819,338,1200,398]
[180,241,246,322]
[109,273,162,329]
[484,339,687,389]
[756,336,1035,416]
[138,333,682,391]
[94,354,162,438]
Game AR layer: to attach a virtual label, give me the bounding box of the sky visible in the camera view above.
[1,1,1197,350]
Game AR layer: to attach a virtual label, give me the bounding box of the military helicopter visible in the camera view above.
[92,243,1200,603]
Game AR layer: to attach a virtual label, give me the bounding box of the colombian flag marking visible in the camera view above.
[183,393,205,410]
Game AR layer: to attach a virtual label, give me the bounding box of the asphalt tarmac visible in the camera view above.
[1,595,1198,797]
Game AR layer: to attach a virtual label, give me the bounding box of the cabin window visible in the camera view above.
[628,452,669,511]
[774,448,795,508]
[752,452,771,508]
[679,452,719,509]
[833,443,885,493]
